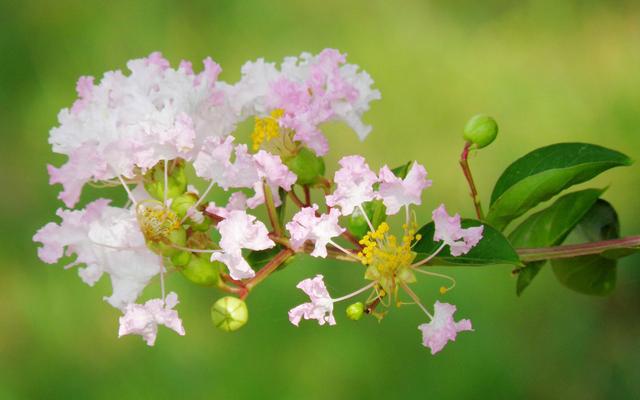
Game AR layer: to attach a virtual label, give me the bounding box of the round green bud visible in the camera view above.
[170,251,191,267]
[346,302,365,321]
[144,162,188,201]
[463,114,498,149]
[347,200,386,238]
[211,296,248,332]
[170,192,199,219]
[285,147,325,185]
[180,255,221,286]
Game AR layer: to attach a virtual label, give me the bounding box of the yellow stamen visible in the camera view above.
[251,109,284,151]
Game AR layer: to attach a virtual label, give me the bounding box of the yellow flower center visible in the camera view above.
[136,201,181,242]
[251,109,284,151]
[358,222,421,276]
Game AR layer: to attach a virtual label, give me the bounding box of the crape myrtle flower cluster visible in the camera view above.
[34,49,482,354]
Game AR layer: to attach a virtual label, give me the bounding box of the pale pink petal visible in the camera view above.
[118,292,185,346]
[432,204,484,257]
[288,275,336,326]
[418,301,473,355]
[212,210,275,280]
[285,206,345,258]
[377,162,432,215]
[325,155,378,215]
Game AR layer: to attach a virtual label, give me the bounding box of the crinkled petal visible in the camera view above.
[418,301,473,355]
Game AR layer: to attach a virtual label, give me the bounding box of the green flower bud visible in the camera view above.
[170,192,199,219]
[347,200,387,238]
[211,296,248,332]
[180,255,222,286]
[170,251,192,267]
[463,114,498,149]
[144,161,188,201]
[346,302,365,321]
[285,147,325,185]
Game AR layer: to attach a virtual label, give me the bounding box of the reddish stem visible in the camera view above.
[459,142,484,220]
[303,185,312,206]
[244,248,295,295]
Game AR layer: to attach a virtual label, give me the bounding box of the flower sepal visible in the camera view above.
[144,160,188,201]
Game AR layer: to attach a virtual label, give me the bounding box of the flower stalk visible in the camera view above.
[459,142,484,220]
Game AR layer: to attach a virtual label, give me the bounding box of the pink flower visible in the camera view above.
[210,210,275,279]
[227,49,380,155]
[418,301,473,355]
[48,52,236,207]
[377,162,432,215]
[325,155,378,215]
[288,275,336,326]
[206,192,248,219]
[118,292,185,346]
[286,205,345,258]
[432,204,484,257]
[246,150,297,209]
[33,199,162,309]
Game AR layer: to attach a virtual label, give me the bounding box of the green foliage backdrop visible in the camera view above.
[1,1,639,398]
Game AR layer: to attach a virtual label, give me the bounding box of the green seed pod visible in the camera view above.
[463,114,498,149]
[211,296,249,332]
[347,200,387,238]
[170,251,192,267]
[285,147,326,185]
[180,255,222,286]
[346,302,365,321]
[144,161,188,201]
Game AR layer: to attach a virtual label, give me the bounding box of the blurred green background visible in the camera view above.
[1,0,639,399]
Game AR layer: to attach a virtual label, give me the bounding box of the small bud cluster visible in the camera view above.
[34,50,485,354]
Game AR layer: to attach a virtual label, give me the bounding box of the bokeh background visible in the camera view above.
[1,0,639,398]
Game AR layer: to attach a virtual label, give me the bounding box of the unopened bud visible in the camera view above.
[144,161,188,201]
[463,114,498,149]
[211,296,249,332]
[346,302,365,321]
[180,255,222,286]
[170,250,191,267]
[285,147,325,185]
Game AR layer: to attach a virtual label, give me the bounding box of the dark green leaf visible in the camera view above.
[516,262,544,296]
[391,161,412,179]
[509,188,604,295]
[414,219,521,266]
[487,143,631,231]
[551,200,618,296]
[246,245,293,272]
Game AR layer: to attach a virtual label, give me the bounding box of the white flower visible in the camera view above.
[33,199,161,309]
[48,52,238,207]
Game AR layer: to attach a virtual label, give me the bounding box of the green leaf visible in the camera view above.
[509,188,604,295]
[391,161,412,179]
[516,262,544,296]
[487,143,631,231]
[414,219,521,266]
[246,245,294,272]
[551,200,619,296]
